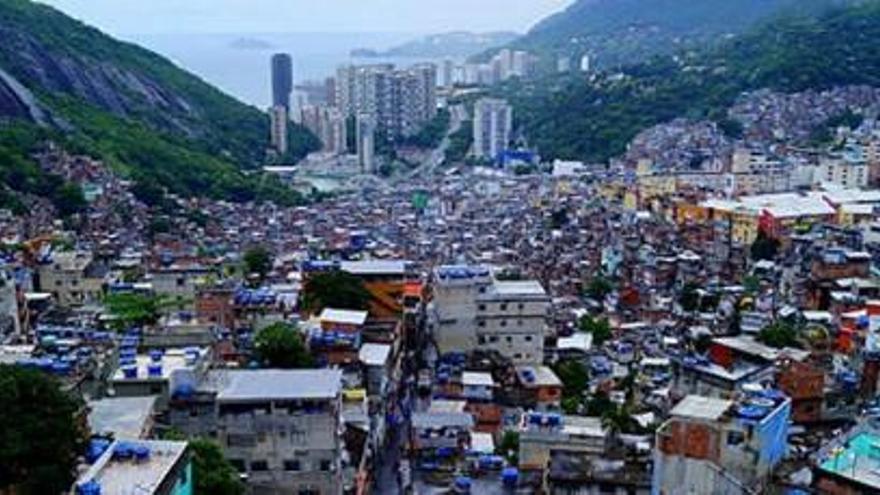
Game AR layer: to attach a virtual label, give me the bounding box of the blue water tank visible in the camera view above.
[502,467,519,487]
[147,364,163,377]
[454,476,472,493]
[133,445,151,462]
[76,480,101,495]
[122,365,138,379]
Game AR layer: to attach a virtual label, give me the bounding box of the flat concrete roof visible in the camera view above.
[492,280,547,297]
[213,369,343,402]
[671,395,733,421]
[88,396,157,439]
[77,440,187,495]
[359,343,391,366]
[319,308,369,326]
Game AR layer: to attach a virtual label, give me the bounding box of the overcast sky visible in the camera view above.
[36,0,573,35]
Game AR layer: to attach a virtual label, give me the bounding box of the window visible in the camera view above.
[478,304,486,311]
[250,460,269,472]
[229,459,246,472]
[489,336,499,343]
[525,335,533,342]
[177,277,186,287]
[149,384,163,395]
[500,303,508,311]
[477,320,486,328]
[727,431,745,446]
[55,280,63,287]
[284,460,301,472]
[478,336,486,345]
[320,459,332,471]
[518,303,524,310]
[505,336,513,343]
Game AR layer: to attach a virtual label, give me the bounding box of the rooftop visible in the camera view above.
[341,259,410,276]
[210,369,343,402]
[358,343,391,366]
[517,365,562,387]
[488,280,548,299]
[88,396,157,439]
[111,348,207,383]
[319,308,369,326]
[76,440,188,495]
[670,395,734,421]
[462,371,495,387]
[819,431,880,489]
[713,336,810,362]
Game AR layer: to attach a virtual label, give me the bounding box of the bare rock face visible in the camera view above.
[0,24,199,135]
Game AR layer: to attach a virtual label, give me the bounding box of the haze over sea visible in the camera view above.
[127,32,455,109]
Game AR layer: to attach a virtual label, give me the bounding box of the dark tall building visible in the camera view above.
[271,53,293,110]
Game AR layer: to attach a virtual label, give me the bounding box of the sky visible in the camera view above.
[36,0,573,35]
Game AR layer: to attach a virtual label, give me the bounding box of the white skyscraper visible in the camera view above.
[473,98,513,162]
[269,105,288,154]
[357,113,376,173]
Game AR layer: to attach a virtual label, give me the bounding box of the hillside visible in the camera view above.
[353,31,518,58]
[0,0,319,208]
[498,0,855,69]
[494,1,880,163]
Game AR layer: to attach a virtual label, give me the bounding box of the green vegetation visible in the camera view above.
[253,323,314,369]
[751,231,781,262]
[554,359,590,414]
[189,439,246,495]
[495,2,880,163]
[0,365,85,495]
[579,315,612,346]
[402,109,451,148]
[444,120,474,164]
[243,245,273,281]
[758,321,800,349]
[496,430,520,465]
[301,271,371,313]
[0,124,86,216]
[0,0,319,207]
[103,292,181,330]
[679,283,701,313]
[585,275,613,301]
[490,0,851,69]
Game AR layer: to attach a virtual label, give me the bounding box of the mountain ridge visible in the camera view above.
[0,0,319,208]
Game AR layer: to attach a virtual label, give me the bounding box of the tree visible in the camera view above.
[751,231,780,262]
[104,293,180,330]
[302,271,371,313]
[254,323,314,369]
[586,276,613,301]
[758,321,799,349]
[0,365,85,495]
[243,246,273,281]
[554,359,590,412]
[496,431,520,465]
[579,315,613,346]
[189,439,245,495]
[52,183,87,217]
[679,282,700,312]
[584,391,616,417]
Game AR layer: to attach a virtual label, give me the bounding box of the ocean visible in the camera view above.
[127,32,454,109]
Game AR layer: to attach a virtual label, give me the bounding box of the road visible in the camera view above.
[397,104,467,184]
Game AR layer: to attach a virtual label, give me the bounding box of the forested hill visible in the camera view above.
[0,0,319,207]
[496,1,880,163]
[497,0,857,69]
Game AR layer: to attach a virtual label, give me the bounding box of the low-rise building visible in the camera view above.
[653,393,791,495]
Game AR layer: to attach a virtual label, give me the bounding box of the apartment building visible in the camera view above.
[172,369,344,495]
[39,251,107,307]
[473,98,513,162]
[653,393,791,495]
[432,265,549,365]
